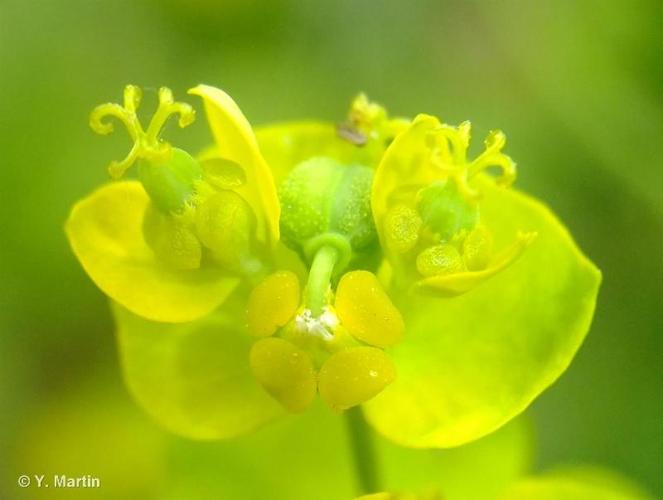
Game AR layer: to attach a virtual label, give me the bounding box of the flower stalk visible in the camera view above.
[345,406,380,495]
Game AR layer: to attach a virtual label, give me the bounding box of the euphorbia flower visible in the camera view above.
[372,116,536,296]
[66,85,600,448]
[66,84,280,323]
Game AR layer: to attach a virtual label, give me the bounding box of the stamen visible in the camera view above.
[89,85,195,179]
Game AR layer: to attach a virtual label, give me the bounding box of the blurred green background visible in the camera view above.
[1,0,662,498]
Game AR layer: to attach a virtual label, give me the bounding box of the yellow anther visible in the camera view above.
[384,204,423,254]
[195,190,256,269]
[462,225,493,271]
[318,346,396,412]
[89,85,195,179]
[250,337,317,413]
[416,244,464,277]
[142,203,201,270]
[415,231,538,296]
[247,271,301,337]
[335,271,404,348]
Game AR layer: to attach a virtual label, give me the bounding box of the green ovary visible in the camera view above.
[416,180,479,241]
[137,148,203,214]
[384,179,493,280]
[278,156,378,267]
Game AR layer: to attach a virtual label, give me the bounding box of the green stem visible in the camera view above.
[305,245,339,316]
[345,406,380,495]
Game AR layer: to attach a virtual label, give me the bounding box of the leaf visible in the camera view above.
[112,299,284,440]
[363,175,601,448]
[189,85,281,246]
[65,181,239,323]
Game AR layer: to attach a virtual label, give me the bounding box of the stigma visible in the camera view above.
[90,85,195,179]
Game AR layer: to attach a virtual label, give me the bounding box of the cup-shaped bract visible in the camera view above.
[66,181,239,323]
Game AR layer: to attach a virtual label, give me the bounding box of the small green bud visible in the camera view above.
[194,190,256,269]
[137,148,203,213]
[278,157,377,269]
[416,180,478,241]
